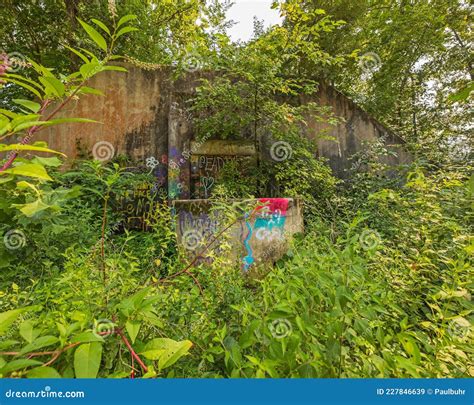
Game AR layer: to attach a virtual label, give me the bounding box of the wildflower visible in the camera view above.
[108,0,118,18]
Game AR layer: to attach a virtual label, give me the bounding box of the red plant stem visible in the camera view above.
[100,195,109,286]
[0,99,50,172]
[116,328,148,373]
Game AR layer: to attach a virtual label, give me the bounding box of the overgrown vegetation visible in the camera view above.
[0,0,472,379]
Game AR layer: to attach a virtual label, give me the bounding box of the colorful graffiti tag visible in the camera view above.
[242,198,289,271]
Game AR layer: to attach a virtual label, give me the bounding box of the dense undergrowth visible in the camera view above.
[0,158,472,378]
[0,4,472,380]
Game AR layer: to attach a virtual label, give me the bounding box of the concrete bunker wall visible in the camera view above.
[37,63,411,193]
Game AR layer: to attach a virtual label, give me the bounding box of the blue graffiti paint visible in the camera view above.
[242,214,254,271]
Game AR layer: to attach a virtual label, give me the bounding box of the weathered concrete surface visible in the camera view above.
[172,198,304,274]
[33,64,410,183]
[300,83,412,177]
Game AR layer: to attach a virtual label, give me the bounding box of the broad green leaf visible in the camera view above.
[27,366,61,378]
[102,66,128,72]
[0,340,19,351]
[78,19,108,51]
[117,288,151,316]
[3,164,53,181]
[13,99,41,113]
[39,76,65,97]
[0,108,18,118]
[64,45,90,63]
[74,342,103,378]
[139,338,192,370]
[117,14,137,28]
[3,73,44,90]
[115,26,138,39]
[125,321,141,344]
[20,320,39,343]
[28,59,54,77]
[0,359,43,374]
[80,62,103,79]
[11,121,48,132]
[13,199,51,217]
[0,176,13,185]
[46,118,99,126]
[19,335,58,355]
[70,332,104,344]
[10,113,41,127]
[2,78,42,99]
[91,19,111,35]
[0,144,65,155]
[79,86,104,96]
[0,307,33,336]
[31,156,62,167]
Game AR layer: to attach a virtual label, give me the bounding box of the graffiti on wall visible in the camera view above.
[242,198,289,271]
[176,208,224,264]
[116,182,163,230]
[190,155,239,198]
[174,198,292,269]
